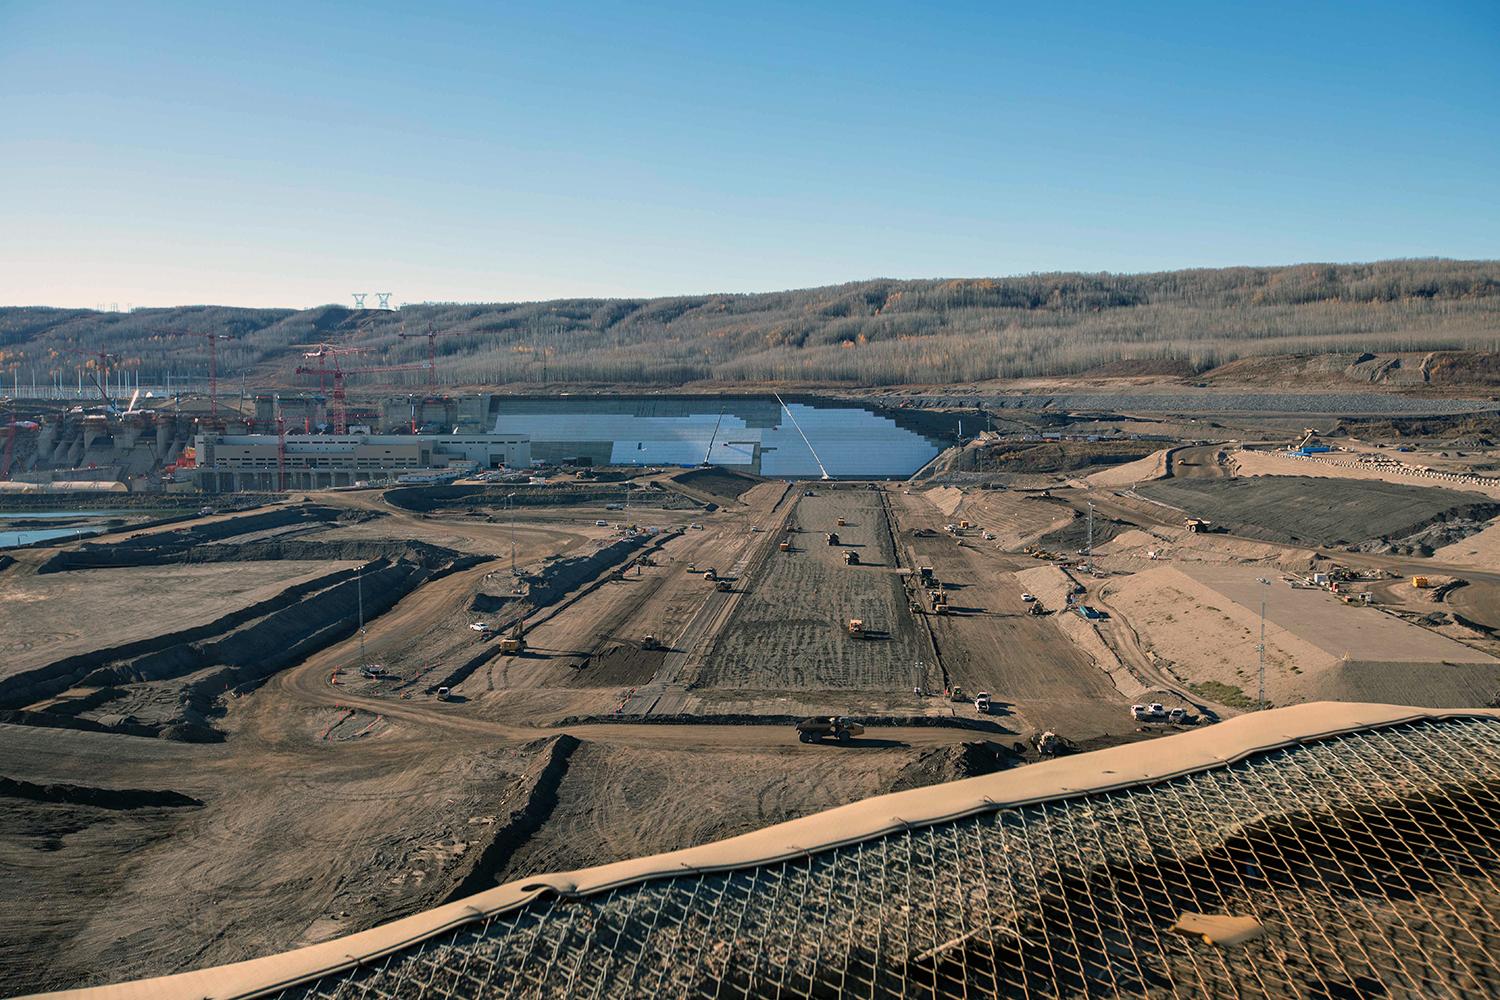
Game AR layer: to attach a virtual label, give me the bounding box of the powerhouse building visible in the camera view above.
[193,432,530,492]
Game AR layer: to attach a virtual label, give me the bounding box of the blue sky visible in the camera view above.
[1,1,1496,308]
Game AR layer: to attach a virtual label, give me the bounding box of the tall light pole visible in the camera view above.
[1085,501,1095,569]
[507,492,518,576]
[1256,577,1271,709]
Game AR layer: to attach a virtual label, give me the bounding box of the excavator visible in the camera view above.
[497,622,527,655]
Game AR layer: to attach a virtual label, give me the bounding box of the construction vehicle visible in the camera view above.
[950,686,967,703]
[795,716,864,744]
[498,624,527,655]
[1033,731,1071,756]
[826,531,840,546]
[836,516,846,527]
[779,541,791,552]
[436,686,452,702]
[703,568,718,581]
[1412,576,1431,589]
[642,634,664,650]
[844,550,860,565]
[974,691,992,714]
[716,579,732,592]
[1028,601,1045,616]
[847,618,865,637]
[918,566,935,583]
[1131,703,1168,721]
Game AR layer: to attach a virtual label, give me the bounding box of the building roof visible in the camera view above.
[35,703,1500,999]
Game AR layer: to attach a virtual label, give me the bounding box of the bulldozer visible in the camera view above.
[847,618,866,638]
[715,579,732,592]
[844,550,860,565]
[826,531,840,546]
[641,634,664,651]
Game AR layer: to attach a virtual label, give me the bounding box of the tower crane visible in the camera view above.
[165,332,235,427]
[398,323,461,391]
[294,347,428,434]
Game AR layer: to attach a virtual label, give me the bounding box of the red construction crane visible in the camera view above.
[397,323,455,390]
[293,345,363,434]
[170,332,235,427]
[294,348,426,434]
[276,413,288,492]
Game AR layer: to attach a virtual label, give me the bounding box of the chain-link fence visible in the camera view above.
[272,717,1500,999]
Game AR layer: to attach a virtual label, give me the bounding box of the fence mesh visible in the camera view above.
[276,717,1500,999]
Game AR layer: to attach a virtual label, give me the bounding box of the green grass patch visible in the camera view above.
[1188,680,1261,710]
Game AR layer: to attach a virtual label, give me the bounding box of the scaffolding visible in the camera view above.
[271,715,1500,999]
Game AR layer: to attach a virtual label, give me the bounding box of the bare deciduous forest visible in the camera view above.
[3,260,1497,388]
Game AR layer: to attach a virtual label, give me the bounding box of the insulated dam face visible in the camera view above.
[491,398,945,477]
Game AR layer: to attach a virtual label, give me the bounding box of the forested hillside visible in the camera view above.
[2,260,1497,389]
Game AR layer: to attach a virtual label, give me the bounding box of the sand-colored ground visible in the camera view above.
[1013,564,1076,610]
[921,486,964,517]
[1101,564,1500,708]
[1432,516,1500,568]
[1233,447,1500,500]
[1181,564,1494,665]
[1084,447,1173,488]
[1097,526,1315,573]
[952,490,1076,549]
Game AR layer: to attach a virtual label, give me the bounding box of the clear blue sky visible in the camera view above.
[1,1,1496,308]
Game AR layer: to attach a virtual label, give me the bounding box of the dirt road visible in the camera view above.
[887,489,1137,738]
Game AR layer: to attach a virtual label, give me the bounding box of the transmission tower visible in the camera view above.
[375,292,392,310]
[352,293,367,309]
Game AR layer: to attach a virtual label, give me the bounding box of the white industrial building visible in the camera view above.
[193,432,530,492]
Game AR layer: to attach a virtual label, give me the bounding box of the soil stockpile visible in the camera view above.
[1136,476,1500,550]
[669,467,763,501]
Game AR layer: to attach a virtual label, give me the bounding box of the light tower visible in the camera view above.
[1255,577,1271,709]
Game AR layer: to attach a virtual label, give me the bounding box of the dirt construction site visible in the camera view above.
[8,403,1500,994]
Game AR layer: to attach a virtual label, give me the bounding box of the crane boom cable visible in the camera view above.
[773,392,830,480]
